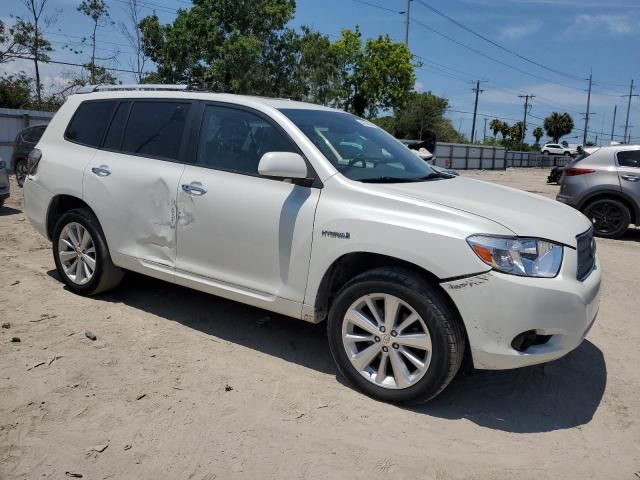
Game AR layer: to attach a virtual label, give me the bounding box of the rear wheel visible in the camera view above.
[584,198,630,238]
[15,159,27,187]
[327,268,465,404]
[542,150,549,155]
[564,151,570,156]
[52,208,124,295]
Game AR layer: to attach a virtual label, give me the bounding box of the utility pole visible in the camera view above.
[583,72,592,146]
[518,94,534,152]
[610,105,617,142]
[623,79,638,144]
[470,80,485,143]
[404,0,412,46]
[483,117,488,143]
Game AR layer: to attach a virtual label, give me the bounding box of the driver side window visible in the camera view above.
[196,105,297,175]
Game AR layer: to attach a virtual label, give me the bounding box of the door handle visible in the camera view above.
[621,174,640,182]
[181,183,207,196]
[91,165,111,177]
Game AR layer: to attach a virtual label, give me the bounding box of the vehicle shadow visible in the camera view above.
[0,206,21,216]
[50,271,607,434]
[618,226,640,243]
[416,340,606,433]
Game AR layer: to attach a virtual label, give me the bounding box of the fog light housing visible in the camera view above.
[511,330,552,352]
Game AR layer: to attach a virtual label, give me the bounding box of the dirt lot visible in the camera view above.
[1,168,639,480]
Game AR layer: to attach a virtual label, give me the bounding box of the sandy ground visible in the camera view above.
[1,168,639,480]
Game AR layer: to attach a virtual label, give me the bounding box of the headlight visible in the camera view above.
[467,235,563,278]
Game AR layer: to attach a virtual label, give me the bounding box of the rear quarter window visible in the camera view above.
[617,150,640,168]
[65,101,117,147]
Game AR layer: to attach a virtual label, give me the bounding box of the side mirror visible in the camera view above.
[258,152,308,180]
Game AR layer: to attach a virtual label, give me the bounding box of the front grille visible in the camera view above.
[576,227,596,281]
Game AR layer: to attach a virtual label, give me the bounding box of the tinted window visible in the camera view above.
[103,102,131,150]
[196,105,297,175]
[122,101,190,160]
[66,101,116,147]
[618,150,640,168]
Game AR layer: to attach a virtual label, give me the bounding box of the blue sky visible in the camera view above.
[2,0,639,144]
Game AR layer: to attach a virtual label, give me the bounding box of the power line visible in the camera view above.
[11,55,148,75]
[413,0,584,83]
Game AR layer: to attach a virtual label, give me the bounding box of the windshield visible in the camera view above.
[279,108,436,182]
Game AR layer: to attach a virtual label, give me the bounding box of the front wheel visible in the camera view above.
[564,151,570,156]
[583,198,630,238]
[327,268,466,404]
[52,208,124,295]
[15,159,28,187]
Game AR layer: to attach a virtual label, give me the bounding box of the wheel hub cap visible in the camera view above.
[58,222,96,286]
[341,293,432,390]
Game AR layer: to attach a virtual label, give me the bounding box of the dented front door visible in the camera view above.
[83,150,185,269]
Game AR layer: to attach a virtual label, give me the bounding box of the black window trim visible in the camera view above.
[189,100,322,188]
[64,98,197,165]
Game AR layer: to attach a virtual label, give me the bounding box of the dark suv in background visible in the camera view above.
[11,124,47,187]
[556,145,640,238]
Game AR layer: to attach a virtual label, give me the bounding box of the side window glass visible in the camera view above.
[122,101,190,160]
[196,105,297,175]
[103,102,131,151]
[618,150,640,168]
[65,101,116,147]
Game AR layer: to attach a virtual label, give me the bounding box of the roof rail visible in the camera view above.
[76,84,190,94]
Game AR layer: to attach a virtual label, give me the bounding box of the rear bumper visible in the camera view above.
[23,178,51,238]
[0,168,9,199]
[442,249,601,370]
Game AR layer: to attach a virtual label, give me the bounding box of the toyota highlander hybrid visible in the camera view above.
[23,85,600,404]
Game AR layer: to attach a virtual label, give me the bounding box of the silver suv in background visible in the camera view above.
[541,143,577,156]
[557,145,640,238]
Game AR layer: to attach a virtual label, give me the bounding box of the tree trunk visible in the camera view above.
[91,21,97,84]
[33,20,42,106]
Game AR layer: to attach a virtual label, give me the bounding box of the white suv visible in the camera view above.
[24,86,601,404]
[541,143,577,156]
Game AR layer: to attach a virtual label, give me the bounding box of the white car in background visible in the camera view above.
[24,85,600,404]
[541,143,578,156]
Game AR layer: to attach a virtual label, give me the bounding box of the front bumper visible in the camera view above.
[442,248,601,370]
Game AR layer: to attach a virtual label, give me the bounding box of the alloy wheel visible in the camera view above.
[589,202,624,234]
[341,293,432,389]
[58,222,97,285]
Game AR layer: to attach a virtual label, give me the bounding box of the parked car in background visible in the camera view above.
[557,145,640,238]
[0,158,10,207]
[24,85,600,404]
[12,124,47,187]
[541,143,577,156]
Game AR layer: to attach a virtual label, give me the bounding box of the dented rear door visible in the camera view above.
[82,100,193,270]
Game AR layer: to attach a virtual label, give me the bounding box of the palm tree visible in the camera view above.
[489,119,502,139]
[499,121,511,140]
[533,127,544,144]
[544,112,574,143]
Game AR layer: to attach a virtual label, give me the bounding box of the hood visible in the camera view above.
[373,176,591,247]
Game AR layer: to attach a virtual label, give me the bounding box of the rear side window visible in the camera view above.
[103,102,131,150]
[65,101,116,147]
[121,101,190,160]
[617,150,640,168]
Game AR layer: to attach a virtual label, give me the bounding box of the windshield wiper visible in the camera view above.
[359,173,441,183]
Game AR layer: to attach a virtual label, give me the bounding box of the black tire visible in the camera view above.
[52,208,124,295]
[564,151,570,156]
[542,150,549,155]
[583,198,630,239]
[14,158,28,188]
[327,267,466,404]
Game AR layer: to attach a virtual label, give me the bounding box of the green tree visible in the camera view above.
[140,0,296,90]
[330,27,414,117]
[16,0,54,106]
[78,0,112,84]
[0,73,32,108]
[499,121,511,140]
[489,118,503,139]
[533,126,544,145]
[370,116,395,134]
[395,91,449,140]
[544,112,574,143]
[0,20,31,64]
[510,121,525,145]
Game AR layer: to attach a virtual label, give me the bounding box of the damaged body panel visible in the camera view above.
[82,150,185,270]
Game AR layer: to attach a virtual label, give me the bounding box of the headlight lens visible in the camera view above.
[467,235,563,278]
